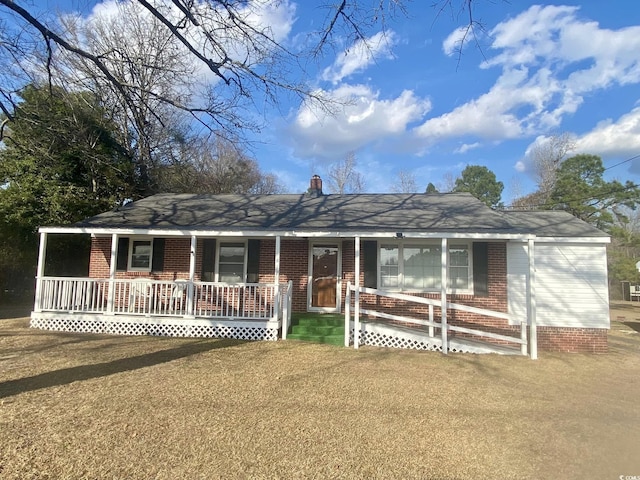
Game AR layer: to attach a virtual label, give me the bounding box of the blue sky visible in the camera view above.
[35,1,640,200]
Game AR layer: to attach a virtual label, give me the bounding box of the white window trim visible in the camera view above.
[214,239,248,284]
[127,237,153,272]
[377,240,474,294]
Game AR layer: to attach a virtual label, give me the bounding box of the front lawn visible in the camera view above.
[1,308,639,479]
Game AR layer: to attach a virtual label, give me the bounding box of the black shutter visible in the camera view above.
[151,238,165,272]
[247,239,261,283]
[116,237,129,271]
[201,239,216,282]
[473,242,489,297]
[363,240,377,288]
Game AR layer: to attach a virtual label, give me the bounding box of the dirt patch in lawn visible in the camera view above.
[1,311,640,480]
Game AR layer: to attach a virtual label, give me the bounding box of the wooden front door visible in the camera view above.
[309,244,340,311]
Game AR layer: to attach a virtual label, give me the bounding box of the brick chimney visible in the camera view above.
[308,174,323,196]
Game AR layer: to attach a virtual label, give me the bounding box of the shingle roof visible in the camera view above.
[73,192,608,238]
[501,210,608,237]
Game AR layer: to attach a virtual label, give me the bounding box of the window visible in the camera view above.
[380,245,399,288]
[403,244,441,289]
[217,242,246,283]
[379,242,471,292]
[128,239,153,271]
[449,245,470,289]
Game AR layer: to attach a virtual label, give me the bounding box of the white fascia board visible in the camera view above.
[39,226,534,240]
[508,236,610,244]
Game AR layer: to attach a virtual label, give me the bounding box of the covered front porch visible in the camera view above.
[31,227,540,357]
[32,276,293,340]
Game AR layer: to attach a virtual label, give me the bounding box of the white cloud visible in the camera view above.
[454,142,482,154]
[425,5,640,147]
[322,31,396,84]
[442,26,470,57]
[518,107,640,176]
[287,84,431,159]
[414,66,568,142]
[482,5,580,68]
[575,107,640,158]
[485,4,640,93]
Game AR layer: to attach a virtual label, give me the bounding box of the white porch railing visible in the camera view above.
[39,277,110,313]
[345,282,529,356]
[36,277,288,321]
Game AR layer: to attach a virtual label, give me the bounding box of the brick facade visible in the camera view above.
[88,236,607,352]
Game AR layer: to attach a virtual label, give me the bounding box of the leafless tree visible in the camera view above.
[158,135,284,194]
[51,2,201,194]
[438,171,457,193]
[1,0,484,140]
[326,151,365,194]
[391,169,418,193]
[530,133,576,202]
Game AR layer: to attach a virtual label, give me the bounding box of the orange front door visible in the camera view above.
[310,244,339,309]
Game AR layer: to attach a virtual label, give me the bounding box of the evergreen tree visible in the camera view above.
[453,165,504,209]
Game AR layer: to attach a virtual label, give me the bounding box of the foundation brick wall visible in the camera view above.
[88,236,607,352]
[537,327,608,353]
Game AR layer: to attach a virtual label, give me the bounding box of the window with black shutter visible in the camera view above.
[246,239,261,283]
[363,240,377,288]
[472,242,489,297]
[151,238,165,272]
[201,239,216,282]
[116,237,129,271]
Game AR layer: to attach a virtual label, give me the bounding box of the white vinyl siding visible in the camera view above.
[507,241,610,328]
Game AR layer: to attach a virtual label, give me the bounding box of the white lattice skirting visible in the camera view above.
[352,328,443,352]
[350,323,519,354]
[30,314,279,341]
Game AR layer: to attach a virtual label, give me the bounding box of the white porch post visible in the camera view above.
[441,237,448,354]
[527,238,538,360]
[187,235,197,316]
[107,233,118,314]
[33,231,48,312]
[354,236,361,349]
[274,236,282,336]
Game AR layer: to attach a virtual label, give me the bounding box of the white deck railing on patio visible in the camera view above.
[36,277,289,322]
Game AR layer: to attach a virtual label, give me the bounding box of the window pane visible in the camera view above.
[380,245,399,288]
[131,241,151,268]
[219,242,245,282]
[403,245,441,289]
[449,245,469,289]
[220,243,245,263]
[219,264,244,283]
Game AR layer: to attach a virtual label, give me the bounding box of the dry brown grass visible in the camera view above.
[1,306,640,480]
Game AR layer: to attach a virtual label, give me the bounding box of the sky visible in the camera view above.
[34,1,640,201]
